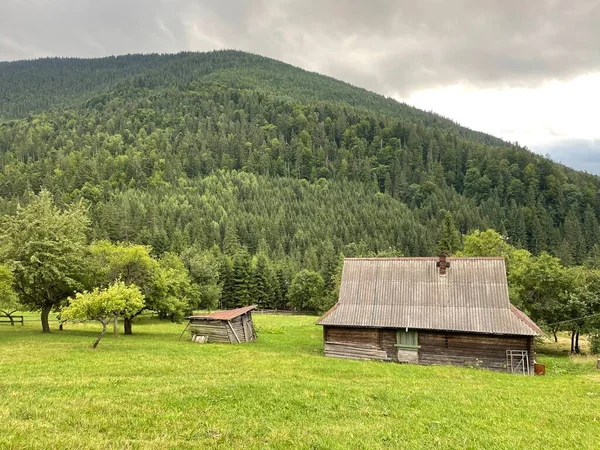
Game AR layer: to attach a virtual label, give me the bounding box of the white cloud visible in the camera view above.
[398,73,600,152]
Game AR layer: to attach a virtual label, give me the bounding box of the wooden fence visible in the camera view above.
[254,309,315,316]
[0,315,24,326]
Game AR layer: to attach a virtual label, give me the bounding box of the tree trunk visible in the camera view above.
[575,331,580,354]
[1,311,15,326]
[93,322,107,349]
[41,305,52,333]
[570,331,575,354]
[553,329,558,343]
[113,315,119,337]
[124,317,132,335]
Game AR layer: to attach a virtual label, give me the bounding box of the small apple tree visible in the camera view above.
[62,281,144,349]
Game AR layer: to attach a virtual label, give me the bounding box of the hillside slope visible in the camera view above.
[0,50,598,268]
[0,50,504,146]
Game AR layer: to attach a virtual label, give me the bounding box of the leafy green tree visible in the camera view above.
[288,270,325,312]
[154,252,195,321]
[88,241,159,334]
[0,265,20,325]
[458,229,512,259]
[88,241,190,333]
[0,191,89,332]
[457,228,534,305]
[181,247,221,310]
[563,267,600,353]
[458,229,532,270]
[514,252,573,342]
[62,281,144,348]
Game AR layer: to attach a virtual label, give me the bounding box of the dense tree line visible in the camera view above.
[0,191,348,333]
[1,192,598,353]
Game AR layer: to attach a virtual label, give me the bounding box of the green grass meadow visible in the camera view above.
[1,315,599,449]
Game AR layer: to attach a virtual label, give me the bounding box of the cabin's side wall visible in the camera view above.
[323,327,535,372]
[238,313,255,342]
[323,327,395,361]
[190,319,232,343]
[190,313,257,344]
[419,331,532,372]
[245,312,256,341]
[227,316,246,343]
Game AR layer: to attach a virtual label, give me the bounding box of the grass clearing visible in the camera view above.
[1,315,599,449]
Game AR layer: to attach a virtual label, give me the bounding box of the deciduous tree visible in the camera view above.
[0,191,89,332]
[62,282,144,348]
[288,270,324,312]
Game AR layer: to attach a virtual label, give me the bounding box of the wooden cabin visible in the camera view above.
[317,257,543,374]
[187,305,257,343]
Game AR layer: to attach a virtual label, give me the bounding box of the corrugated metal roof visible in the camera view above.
[188,305,256,321]
[318,258,541,336]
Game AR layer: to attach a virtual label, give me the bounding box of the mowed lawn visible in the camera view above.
[1,315,599,449]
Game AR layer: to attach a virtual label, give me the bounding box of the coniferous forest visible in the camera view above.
[2,50,600,319]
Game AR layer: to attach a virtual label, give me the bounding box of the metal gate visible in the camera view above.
[506,350,530,375]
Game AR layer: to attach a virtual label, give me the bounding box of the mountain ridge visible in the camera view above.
[0,50,507,147]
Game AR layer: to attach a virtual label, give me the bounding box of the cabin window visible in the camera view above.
[395,330,419,350]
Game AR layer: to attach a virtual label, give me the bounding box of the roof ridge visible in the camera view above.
[344,257,506,260]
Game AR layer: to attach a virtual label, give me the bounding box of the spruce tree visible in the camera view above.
[219,255,235,309]
[231,249,252,307]
[252,253,275,309]
[437,211,461,256]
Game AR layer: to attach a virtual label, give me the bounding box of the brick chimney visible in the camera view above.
[437,255,450,275]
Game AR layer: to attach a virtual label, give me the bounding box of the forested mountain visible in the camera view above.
[1,50,599,276]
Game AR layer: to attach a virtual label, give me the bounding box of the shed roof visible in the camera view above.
[317,258,542,336]
[188,305,256,321]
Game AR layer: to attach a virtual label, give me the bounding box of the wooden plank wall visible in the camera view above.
[323,327,396,361]
[323,327,535,372]
[229,316,246,342]
[240,313,256,341]
[419,331,531,372]
[190,320,232,343]
[190,313,257,344]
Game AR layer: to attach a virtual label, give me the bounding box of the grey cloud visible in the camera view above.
[0,0,599,95]
[534,140,600,175]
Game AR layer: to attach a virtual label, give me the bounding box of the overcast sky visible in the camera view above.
[1,0,599,172]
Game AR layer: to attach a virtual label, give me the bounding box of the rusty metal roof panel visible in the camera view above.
[318,258,541,336]
[188,305,256,321]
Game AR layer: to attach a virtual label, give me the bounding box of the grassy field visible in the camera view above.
[1,315,599,449]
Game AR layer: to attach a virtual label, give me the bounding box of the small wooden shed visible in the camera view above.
[187,305,257,343]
